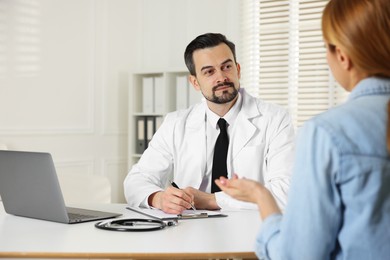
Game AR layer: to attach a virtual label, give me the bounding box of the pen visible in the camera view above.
[171,182,197,210]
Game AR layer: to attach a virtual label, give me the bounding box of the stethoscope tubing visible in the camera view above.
[95,218,176,232]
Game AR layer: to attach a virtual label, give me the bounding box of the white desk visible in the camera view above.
[0,202,261,259]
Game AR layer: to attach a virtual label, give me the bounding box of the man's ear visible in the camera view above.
[189,75,201,91]
[336,46,352,71]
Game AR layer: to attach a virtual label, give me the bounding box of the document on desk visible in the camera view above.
[127,207,227,220]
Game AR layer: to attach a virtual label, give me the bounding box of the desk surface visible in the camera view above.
[0,202,261,259]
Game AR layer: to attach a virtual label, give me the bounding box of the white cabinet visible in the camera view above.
[128,70,203,168]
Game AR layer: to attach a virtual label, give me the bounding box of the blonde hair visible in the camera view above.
[322,0,390,77]
[322,0,390,152]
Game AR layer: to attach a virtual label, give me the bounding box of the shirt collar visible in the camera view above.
[206,91,243,129]
[349,77,390,101]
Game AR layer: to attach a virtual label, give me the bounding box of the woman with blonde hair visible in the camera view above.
[216,0,390,259]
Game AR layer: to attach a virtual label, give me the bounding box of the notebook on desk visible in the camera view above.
[0,150,121,224]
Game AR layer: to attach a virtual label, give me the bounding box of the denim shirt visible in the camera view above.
[257,77,390,260]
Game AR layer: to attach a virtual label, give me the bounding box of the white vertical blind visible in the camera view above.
[240,0,348,127]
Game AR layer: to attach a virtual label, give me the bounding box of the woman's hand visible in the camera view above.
[215,174,282,219]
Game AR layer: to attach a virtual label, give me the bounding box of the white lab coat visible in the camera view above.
[124,89,295,210]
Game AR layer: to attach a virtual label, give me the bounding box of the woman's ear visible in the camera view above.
[336,46,352,71]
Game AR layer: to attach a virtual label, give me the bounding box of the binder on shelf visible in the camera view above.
[176,75,189,110]
[136,116,160,154]
[155,116,163,131]
[135,116,146,154]
[133,72,193,158]
[154,76,164,113]
[146,117,155,146]
[142,77,154,113]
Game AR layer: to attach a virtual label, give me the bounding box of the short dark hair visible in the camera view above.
[184,33,237,76]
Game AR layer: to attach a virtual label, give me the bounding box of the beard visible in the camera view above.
[203,82,239,104]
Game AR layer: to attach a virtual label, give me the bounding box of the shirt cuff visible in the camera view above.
[215,191,258,210]
[256,213,283,260]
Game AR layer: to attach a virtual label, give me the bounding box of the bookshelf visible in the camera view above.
[128,70,202,169]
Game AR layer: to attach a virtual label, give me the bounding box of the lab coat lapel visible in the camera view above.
[184,104,207,186]
[231,90,260,159]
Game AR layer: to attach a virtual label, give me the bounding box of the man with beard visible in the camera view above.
[124,33,295,214]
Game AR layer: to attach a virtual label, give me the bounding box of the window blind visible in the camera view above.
[240,0,348,127]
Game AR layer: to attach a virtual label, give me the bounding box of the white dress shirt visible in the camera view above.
[200,93,242,193]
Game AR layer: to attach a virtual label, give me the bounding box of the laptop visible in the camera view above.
[0,150,121,224]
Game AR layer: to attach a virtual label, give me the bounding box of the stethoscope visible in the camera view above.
[95,218,178,232]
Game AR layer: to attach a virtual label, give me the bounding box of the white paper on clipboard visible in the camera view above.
[126,207,227,220]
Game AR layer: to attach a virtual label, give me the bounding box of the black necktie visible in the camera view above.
[211,118,229,193]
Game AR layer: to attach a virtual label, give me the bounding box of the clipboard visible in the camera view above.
[126,207,227,220]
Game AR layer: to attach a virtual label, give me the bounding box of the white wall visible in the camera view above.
[0,0,240,203]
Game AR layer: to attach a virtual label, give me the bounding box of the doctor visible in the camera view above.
[124,33,295,214]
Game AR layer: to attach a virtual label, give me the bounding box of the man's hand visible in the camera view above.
[148,186,195,214]
[183,187,220,210]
